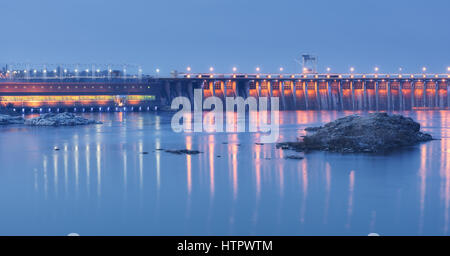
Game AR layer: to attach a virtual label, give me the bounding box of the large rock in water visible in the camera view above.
[25,112,101,126]
[0,114,25,125]
[277,113,433,153]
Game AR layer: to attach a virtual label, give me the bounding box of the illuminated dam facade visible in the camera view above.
[0,77,159,113]
[1,72,450,112]
[159,73,450,111]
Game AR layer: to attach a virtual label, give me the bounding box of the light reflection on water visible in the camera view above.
[0,111,450,235]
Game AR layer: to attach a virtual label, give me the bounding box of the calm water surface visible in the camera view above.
[0,110,449,235]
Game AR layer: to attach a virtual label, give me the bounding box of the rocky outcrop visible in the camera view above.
[0,114,25,125]
[25,112,102,126]
[277,113,433,153]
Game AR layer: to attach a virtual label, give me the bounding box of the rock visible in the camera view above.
[0,114,25,125]
[164,149,202,155]
[285,155,304,160]
[277,113,433,153]
[304,126,322,132]
[25,112,102,126]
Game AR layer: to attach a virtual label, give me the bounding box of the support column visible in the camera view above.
[293,80,297,109]
[327,81,332,110]
[387,81,391,111]
[315,81,321,110]
[304,81,309,110]
[423,81,426,108]
[399,81,403,111]
[363,81,367,110]
[447,81,450,109]
[411,81,415,109]
[375,81,379,111]
[338,80,344,110]
[350,81,355,110]
[435,80,439,108]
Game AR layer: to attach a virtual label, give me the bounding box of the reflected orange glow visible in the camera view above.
[208,135,215,196]
[186,136,192,195]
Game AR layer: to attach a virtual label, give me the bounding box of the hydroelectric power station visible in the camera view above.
[1,65,449,113]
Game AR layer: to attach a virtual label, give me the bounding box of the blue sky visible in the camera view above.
[0,0,449,74]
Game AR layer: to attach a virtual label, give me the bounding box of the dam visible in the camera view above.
[158,73,450,111]
[0,68,449,112]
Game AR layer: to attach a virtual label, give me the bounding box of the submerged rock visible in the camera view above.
[25,112,102,126]
[285,155,304,160]
[277,113,433,153]
[0,114,25,125]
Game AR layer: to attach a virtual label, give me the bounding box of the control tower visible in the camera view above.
[300,54,318,74]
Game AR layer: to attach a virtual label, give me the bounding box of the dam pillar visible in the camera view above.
[175,81,182,97]
[164,81,171,104]
[448,81,450,109]
[244,80,250,99]
[338,81,344,110]
[399,81,403,111]
[187,81,194,103]
[304,81,309,110]
[315,81,321,110]
[327,81,332,110]
[423,81,426,107]
[375,81,379,111]
[363,81,367,110]
[350,80,355,110]
[435,80,439,108]
[387,81,391,111]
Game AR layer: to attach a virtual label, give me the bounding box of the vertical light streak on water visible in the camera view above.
[278,147,284,198]
[208,135,215,198]
[34,168,39,193]
[43,155,48,200]
[346,170,355,229]
[64,144,68,197]
[300,159,308,224]
[53,153,58,198]
[85,144,90,197]
[138,140,144,192]
[123,149,127,194]
[419,146,427,234]
[254,142,261,201]
[155,115,161,131]
[324,162,331,224]
[186,136,192,195]
[155,137,161,192]
[96,143,101,199]
[74,145,79,199]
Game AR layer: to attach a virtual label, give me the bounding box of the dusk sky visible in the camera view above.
[1,0,449,74]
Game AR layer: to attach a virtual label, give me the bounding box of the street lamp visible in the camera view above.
[422,67,427,72]
[187,66,191,72]
[350,67,355,73]
[279,67,284,72]
[326,67,331,73]
[209,67,214,72]
[256,67,260,73]
[374,67,379,72]
[232,67,237,73]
